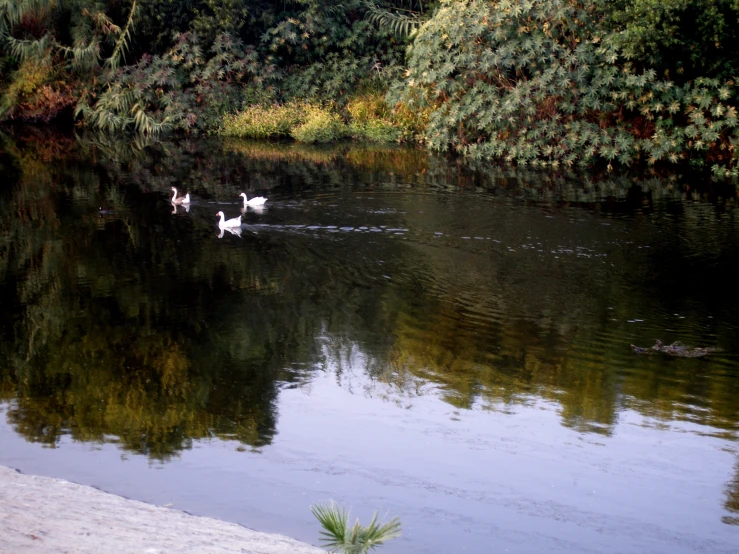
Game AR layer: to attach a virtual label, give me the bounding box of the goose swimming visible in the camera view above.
[216,211,242,228]
[171,187,191,204]
[240,192,267,207]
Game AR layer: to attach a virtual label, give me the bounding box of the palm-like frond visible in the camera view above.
[0,0,54,30]
[311,501,401,554]
[360,511,402,547]
[312,501,351,549]
[362,0,424,38]
[105,0,138,69]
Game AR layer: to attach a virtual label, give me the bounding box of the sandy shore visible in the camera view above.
[0,465,325,553]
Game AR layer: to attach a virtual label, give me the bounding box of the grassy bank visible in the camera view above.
[219,93,421,144]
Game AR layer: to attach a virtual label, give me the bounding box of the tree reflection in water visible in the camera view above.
[0,130,737,524]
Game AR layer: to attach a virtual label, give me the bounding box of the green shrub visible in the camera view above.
[291,105,346,143]
[390,0,739,174]
[387,93,431,143]
[224,95,405,144]
[600,0,739,82]
[346,93,391,124]
[224,102,346,143]
[344,93,404,142]
[348,120,401,143]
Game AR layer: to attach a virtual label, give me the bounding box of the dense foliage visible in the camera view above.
[1,0,425,130]
[392,0,739,174]
[601,0,739,82]
[1,0,739,171]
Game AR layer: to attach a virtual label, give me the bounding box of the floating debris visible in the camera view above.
[631,340,723,358]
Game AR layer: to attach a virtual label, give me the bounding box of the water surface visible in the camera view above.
[1,132,738,552]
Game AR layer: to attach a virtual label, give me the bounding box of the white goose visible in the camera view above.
[216,211,242,228]
[171,187,191,205]
[240,192,267,208]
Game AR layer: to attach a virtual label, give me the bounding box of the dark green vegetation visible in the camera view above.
[396,0,739,175]
[1,0,738,171]
[0,0,420,135]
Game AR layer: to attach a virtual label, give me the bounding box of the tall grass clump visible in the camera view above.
[311,501,401,554]
[222,102,305,139]
[291,104,346,143]
[223,102,347,142]
[222,93,409,145]
[346,93,402,143]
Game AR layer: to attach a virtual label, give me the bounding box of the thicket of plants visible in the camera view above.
[1,0,738,173]
[394,0,739,175]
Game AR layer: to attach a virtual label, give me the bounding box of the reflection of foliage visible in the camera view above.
[0,131,738,467]
[0,136,288,458]
[725,459,739,525]
[224,139,343,165]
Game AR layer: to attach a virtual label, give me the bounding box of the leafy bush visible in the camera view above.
[76,32,266,136]
[0,59,75,121]
[260,2,414,103]
[280,54,388,105]
[601,0,739,82]
[391,0,739,174]
[387,91,431,143]
[347,93,392,124]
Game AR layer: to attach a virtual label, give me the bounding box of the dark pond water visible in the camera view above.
[1,131,738,553]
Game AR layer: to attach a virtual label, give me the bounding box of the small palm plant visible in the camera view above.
[310,501,401,553]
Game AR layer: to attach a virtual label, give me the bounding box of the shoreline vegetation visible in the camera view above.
[1,0,738,177]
